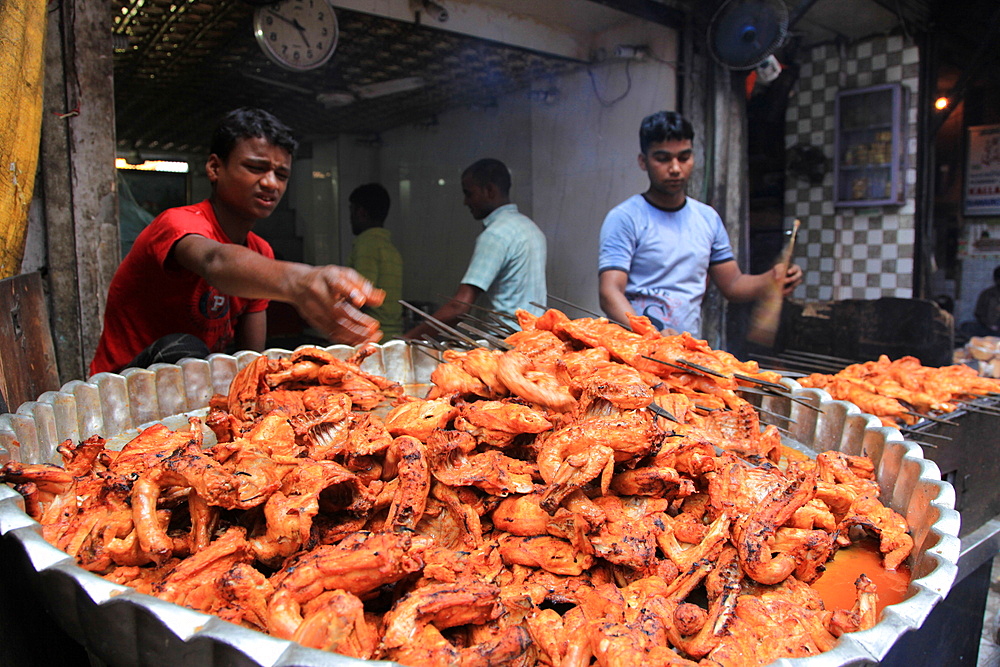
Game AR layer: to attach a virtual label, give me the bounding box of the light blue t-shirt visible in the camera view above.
[462,203,547,317]
[598,195,734,335]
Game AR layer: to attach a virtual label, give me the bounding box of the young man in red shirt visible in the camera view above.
[90,108,384,375]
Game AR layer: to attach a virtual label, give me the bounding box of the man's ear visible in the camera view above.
[485,182,502,202]
[205,154,221,184]
[637,153,648,172]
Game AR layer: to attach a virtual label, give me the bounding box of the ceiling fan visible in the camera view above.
[707,0,789,70]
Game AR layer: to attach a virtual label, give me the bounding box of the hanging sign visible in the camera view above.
[965,124,1000,216]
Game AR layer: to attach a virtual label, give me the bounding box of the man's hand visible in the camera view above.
[773,262,803,296]
[291,266,385,345]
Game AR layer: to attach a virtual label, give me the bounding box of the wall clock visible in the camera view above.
[253,0,339,72]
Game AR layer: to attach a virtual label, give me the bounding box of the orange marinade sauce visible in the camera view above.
[777,446,911,612]
[811,537,911,613]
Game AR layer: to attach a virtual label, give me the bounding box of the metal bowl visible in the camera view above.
[0,342,960,667]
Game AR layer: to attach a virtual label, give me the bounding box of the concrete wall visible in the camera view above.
[288,24,679,319]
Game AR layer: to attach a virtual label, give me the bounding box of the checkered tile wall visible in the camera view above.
[785,35,920,301]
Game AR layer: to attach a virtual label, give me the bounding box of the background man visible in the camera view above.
[972,265,1000,335]
[403,158,547,340]
[348,183,404,339]
[599,110,801,337]
[90,107,383,375]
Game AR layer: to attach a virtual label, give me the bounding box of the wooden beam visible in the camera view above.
[0,0,46,279]
[41,0,119,382]
[41,2,82,384]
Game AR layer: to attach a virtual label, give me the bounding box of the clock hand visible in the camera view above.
[291,18,311,49]
[266,10,299,29]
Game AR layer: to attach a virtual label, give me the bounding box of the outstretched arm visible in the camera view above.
[173,234,385,346]
[402,283,482,341]
[599,269,636,325]
[708,260,803,302]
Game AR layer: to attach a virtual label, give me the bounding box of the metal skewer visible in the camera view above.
[902,438,938,449]
[457,322,512,351]
[897,426,952,441]
[673,358,730,380]
[641,355,714,377]
[955,402,1000,416]
[647,402,679,422]
[754,404,798,424]
[477,311,520,336]
[410,342,446,363]
[732,372,790,392]
[535,299,631,329]
[436,294,520,324]
[545,294,601,319]
[649,356,792,394]
[904,410,958,426]
[746,352,845,375]
[736,385,823,412]
[456,312,517,340]
[400,300,481,349]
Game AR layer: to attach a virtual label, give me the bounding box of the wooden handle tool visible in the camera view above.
[747,219,800,347]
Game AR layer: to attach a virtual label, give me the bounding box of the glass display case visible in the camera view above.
[834,83,907,207]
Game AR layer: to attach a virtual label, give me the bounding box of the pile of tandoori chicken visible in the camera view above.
[797,354,1000,428]
[2,309,916,666]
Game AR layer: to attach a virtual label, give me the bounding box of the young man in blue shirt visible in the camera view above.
[599,111,802,336]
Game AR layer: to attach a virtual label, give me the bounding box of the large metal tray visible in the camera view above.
[0,341,961,667]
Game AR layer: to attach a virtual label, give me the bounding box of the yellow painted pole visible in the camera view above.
[0,0,46,278]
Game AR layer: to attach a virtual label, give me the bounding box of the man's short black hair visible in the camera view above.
[639,111,695,154]
[210,108,298,161]
[994,265,1000,282]
[463,158,511,197]
[349,183,391,223]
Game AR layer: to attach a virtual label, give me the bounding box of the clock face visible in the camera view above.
[253,0,339,72]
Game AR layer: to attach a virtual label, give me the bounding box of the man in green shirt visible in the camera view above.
[348,183,404,339]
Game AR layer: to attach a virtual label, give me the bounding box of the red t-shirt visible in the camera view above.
[89,200,273,375]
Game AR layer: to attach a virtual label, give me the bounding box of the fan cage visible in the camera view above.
[708,0,790,70]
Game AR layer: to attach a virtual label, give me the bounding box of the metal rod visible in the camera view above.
[754,404,798,424]
[400,300,481,348]
[410,342,445,363]
[955,402,1000,416]
[776,349,859,366]
[904,438,938,449]
[905,410,958,427]
[457,322,512,351]
[435,293,520,323]
[746,352,846,375]
[771,370,808,378]
[648,402,679,422]
[458,313,516,340]
[732,372,790,392]
[545,294,601,318]
[641,355,713,378]
[476,311,519,336]
[537,298,631,329]
[898,427,952,441]
[674,358,730,379]
[736,385,823,412]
